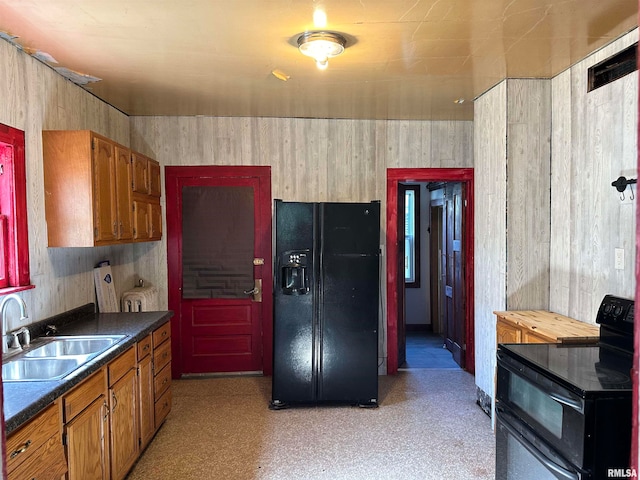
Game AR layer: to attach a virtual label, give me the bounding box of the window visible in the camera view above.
[0,123,30,292]
[404,184,420,288]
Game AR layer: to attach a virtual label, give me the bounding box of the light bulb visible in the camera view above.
[316,58,328,70]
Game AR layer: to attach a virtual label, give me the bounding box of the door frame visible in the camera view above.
[165,166,273,377]
[386,168,474,374]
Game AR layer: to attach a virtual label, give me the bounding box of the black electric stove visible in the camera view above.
[495,295,634,479]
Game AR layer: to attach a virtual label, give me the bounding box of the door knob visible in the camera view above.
[243,279,262,302]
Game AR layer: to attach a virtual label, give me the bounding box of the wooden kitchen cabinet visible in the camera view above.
[66,397,110,480]
[495,310,600,346]
[43,131,133,247]
[496,319,520,344]
[132,153,161,197]
[108,346,139,480]
[137,334,155,450]
[6,402,67,480]
[43,130,162,246]
[62,369,110,480]
[152,321,172,429]
[131,152,162,241]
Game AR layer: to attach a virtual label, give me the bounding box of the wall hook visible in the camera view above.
[611,176,637,201]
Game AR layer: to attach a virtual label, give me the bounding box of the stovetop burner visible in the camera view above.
[592,363,632,389]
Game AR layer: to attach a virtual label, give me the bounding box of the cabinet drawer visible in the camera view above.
[63,369,106,422]
[109,346,136,386]
[153,322,171,347]
[8,434,67,480]
[153,338,171,372]
[155,388,172,428]
[154,362,172,398]
[6,403,60,474]
[137,334,152,360]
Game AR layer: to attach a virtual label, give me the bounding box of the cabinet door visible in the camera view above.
[138,353,155,449]
[66,396,110,480]
[93,136,117,243]
[115,146,133,240]
[133,200,151,240]
[148,159,161,197]
[132,153,149,194]
[149,202,162,240]
[110,368,139,480]
[496,319,521,344]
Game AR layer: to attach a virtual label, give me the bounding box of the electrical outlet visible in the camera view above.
[615,248,624,270]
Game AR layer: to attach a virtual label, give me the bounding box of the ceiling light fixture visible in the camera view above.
[297,31,346,70]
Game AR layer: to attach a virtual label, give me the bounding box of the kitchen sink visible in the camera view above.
[24,335,125,358]
[2,357,85,381]
[2,334,127,381]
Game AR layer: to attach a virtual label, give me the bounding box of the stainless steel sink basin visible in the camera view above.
[24,335,125,358]
[2,334,127,381]
[2,357,85,381]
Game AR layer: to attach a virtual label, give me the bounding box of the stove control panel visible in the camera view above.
[596,294,634,334]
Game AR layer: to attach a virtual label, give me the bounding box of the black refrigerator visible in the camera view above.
[271,200,380,408]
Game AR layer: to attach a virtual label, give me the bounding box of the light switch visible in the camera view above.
[615,248,624,270]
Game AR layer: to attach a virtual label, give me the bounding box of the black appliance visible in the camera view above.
[496,295,634,479]
[271,200,380,408]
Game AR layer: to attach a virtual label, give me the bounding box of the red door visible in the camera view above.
[166,166,272,377]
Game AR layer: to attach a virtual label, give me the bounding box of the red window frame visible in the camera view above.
[0,123,30,292]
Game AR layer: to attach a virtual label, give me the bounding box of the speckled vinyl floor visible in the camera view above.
[126,370,495,480]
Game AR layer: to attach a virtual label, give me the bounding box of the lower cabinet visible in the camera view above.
[63,369,110,480]
[6,403,67,480]
[137,334,155,450]
[12,322,173,480]
[66,396,110,480]
[108,347,139,480]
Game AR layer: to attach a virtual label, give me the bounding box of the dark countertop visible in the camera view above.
[3,309,173,434]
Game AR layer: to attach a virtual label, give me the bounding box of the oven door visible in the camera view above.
[496,406,589,480]
[496,349,588,467]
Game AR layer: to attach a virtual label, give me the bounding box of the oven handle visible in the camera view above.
[497,351,585,414]
[497,408,581,480]
[548,392,583,412]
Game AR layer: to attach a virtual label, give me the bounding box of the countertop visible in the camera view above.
[493,310,600,342]
[3,310,173,434]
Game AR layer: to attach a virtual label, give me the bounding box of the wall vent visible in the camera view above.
[588,43,637,92]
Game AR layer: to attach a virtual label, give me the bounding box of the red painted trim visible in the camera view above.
[0,124,30,288]
[386,168,475,375]
[165,166,273,378]
[632,25,640,473]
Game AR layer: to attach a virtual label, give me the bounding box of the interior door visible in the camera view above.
[396,184,407,368]
[166,166,272,376]
[443,182,465,367]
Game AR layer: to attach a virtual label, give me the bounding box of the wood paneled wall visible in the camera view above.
[550,29,638,322]
[473,81,508,402]
[474,28,638,404]
[130,116,474,370]
[0,38,135,324]
[474,78,552,403]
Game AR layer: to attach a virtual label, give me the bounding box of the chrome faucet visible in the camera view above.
[0,294,29,355]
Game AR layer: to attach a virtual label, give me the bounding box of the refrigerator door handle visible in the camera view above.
[243,279,262,302]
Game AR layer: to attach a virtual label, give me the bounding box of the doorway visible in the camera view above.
[165,166,273,378]
[386,168,474,375]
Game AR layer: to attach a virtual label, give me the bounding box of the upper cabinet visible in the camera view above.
[131,152,162,241]
[43,130,162,247]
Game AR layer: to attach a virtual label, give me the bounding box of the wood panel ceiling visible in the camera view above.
[0,0,636,120]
